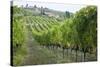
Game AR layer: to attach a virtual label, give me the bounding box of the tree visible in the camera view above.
[73,6,97,61]
[34,5,37,8]
[65,11,70,18]
[41,6,45,15]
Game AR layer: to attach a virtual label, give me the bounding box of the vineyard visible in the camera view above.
[12,5,97,66]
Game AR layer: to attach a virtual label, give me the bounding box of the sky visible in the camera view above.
[12,1,88,13]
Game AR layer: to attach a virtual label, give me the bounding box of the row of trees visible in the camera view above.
[31,6,97,61]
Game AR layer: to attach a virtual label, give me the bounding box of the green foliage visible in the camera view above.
[73,6,97,52]
[12,16,27,65]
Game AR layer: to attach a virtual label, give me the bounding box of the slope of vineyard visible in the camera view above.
[26,16,60,35]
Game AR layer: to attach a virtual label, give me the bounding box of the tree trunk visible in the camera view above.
[95,48,97,59]
[76,45,79,62]
[84,51,86,62]
[63,47,64,58]
[67,48,68,56]
[71,48,73,58]
[76,49,77,62]
[71,48,73,54]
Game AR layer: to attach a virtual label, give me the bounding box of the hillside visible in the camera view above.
[12,5,72,20]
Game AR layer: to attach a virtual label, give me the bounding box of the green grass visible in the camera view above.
[13,45,27,65]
